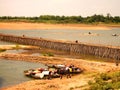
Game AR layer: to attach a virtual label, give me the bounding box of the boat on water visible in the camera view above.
[112,34,119,36]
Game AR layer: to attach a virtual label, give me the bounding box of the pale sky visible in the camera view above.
[0,0,120,17]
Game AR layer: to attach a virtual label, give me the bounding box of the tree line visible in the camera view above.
[0,14,120,24]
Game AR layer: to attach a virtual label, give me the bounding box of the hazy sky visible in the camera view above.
[0,0,120,17]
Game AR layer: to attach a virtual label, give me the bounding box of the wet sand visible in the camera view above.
[0,22,112,30]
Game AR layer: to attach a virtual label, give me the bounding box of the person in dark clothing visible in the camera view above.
[75,40,78,43]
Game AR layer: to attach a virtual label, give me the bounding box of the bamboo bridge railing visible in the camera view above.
[0,33,120,62]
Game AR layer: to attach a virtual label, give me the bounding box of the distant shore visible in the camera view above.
[0,22,119,30]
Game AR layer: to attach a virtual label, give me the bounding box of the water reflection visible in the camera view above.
[0,77,4,88]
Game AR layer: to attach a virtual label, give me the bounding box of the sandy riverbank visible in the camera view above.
[0,52,120,90]
[0,45,39,50]
[0,22,115,30]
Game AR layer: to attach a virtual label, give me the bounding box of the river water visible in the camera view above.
[0,28,120,46]
[0,59,47,88]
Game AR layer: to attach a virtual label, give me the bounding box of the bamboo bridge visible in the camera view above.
[0,33,120,62]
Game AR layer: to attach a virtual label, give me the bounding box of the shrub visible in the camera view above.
[47,52,54,56]
[88,71,120,90]
[100,73,111,80]
[0,49,6,52]
[112,81,120,89]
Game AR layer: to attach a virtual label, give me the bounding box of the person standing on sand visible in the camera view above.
[75,40,78,43]
[57,67,65,79]
[66,65,73,78]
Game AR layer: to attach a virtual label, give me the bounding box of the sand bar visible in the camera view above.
[0,22,114,30]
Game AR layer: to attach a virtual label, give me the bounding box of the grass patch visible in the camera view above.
[88,71,120,90]
[0,49,6,52]
[42,52,54,57]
